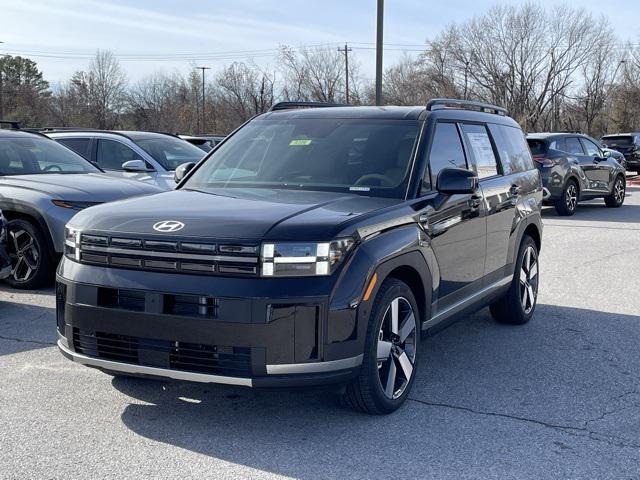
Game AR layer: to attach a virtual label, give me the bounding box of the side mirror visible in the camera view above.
[122,160,150,172]
[437,168,479,195]
[175,162,196,183]
[602,150,611,158]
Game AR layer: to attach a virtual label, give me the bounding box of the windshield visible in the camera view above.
[184,118,420,198]
[134,137,206,171]
[0,136,100,175]
[602,136,634,147]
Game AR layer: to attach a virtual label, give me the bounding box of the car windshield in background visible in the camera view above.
[0,137,99,176]
[602,136,633,147]
[527,139,547,155]
[184,118,420,198]
[133,137,205,171]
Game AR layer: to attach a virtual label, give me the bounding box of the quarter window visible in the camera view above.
[426,122,467,189]
[490,124,534,174]
[460,123,499,178]
[96,139,145,171]
[565,137,584,155]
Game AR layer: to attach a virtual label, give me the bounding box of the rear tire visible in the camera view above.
[5,219,54,289]
[490,235,539,325]
[554,179,578,216]
[604,176,625,208]
[342,278,419,414]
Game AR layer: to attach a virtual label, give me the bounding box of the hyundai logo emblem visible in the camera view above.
[153,220,185,233]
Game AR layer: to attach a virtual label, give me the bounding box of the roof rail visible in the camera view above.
[0,120,21,129]
[269,101,350,112]
[426,98,508,116]
[36,127,102,133]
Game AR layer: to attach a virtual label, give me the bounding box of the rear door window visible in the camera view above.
[460,123,499,178]
[425,122,467,189]
[57,138,91,160]
[565,137,584,155]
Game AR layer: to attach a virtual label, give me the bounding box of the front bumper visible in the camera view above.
[56,260,364,388]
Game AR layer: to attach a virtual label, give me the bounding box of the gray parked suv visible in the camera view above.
[0,129,163,288]
[46,130,206,190]
[527,132,626,216]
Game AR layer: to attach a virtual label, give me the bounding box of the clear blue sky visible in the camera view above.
[0,0,637,83]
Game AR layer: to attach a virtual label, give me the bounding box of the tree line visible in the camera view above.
[2,2,640,137]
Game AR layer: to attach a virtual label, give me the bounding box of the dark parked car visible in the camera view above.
[527,133,626,216]
[58,99,542,414]
[601,133,640,174]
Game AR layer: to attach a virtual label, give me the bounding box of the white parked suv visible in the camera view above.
[46,129,206,190]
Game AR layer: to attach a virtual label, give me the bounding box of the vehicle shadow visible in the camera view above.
[113,304,640,479]
[0,299,56,356]
[542,201,640,223]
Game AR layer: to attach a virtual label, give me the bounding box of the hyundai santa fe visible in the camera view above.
[57,99,543,414]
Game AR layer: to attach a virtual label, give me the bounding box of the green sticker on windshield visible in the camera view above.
[289,139,312,146]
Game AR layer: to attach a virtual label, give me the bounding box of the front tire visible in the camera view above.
[604,176,625,208]
[554,179,578,216]
[490,235,539,325]
[342,278,419,414]
[5,219,54,289]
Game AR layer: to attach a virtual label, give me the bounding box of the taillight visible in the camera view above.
[532,155,555,167]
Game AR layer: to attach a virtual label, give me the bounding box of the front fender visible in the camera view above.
[324,225,433,358]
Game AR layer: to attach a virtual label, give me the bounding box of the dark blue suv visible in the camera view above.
[57,99,543,414]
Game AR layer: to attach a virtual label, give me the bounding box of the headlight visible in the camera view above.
[64,225,82,261]
[52,200,100,210]
[261,238,355,277]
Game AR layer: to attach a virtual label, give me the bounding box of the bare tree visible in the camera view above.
[422,3,613,131]
[214,62,274,132]
[87,50,127,129]
[278,46,345,102]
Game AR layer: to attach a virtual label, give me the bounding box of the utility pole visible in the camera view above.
[375,0,384,106]
[197,66,210,135]
[338,43,352,104]
[376,0,384,105]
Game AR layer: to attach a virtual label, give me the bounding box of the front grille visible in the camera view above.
[72,328,252,377]
[71,232,259,277]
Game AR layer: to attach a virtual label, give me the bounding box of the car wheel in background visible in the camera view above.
[490,235,539,325]
[555,179,578,216]
[5,219,53,289]
[342,278,419,414]
[604,176,625,208]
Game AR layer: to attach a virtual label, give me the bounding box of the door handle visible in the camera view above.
[509,184,521,196]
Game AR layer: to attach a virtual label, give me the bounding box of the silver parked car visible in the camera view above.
[46,130,206,190]
[0,129,163,288]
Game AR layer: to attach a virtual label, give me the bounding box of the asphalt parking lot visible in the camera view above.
[1,179,640,480]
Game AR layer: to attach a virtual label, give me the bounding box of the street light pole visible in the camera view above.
[197,66,210,135]
[375,0,384,106]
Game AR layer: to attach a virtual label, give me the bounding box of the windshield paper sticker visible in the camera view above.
[289,139,312,146]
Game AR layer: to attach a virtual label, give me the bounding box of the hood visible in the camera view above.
[0,173,164,202]
[69,188,401,240]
